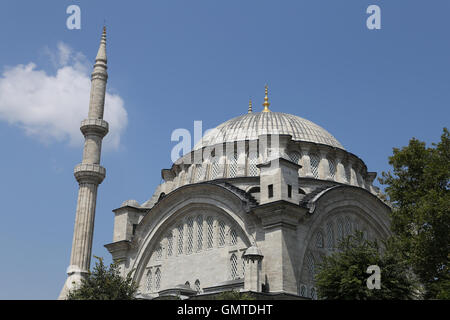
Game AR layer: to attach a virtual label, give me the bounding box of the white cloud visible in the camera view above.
[0,43,127,150]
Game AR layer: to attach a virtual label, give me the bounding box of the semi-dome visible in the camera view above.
[194,111,344,151]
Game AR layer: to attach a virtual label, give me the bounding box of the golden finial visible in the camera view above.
[248,99,253,113]
[262,85,270,112]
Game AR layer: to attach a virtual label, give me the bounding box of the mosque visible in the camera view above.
[60,28,391,300]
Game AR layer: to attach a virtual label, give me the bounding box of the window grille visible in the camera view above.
[186,217,194,254]
[206,217,214,249]
[337,218,344,241]
[326,222,334,249]
[230,229,238,246]
[146,271,152,292]
[155,268,161,291]
[218,220,225,247]
[196,216,203,251]
[177,224,184,255]
[242,254,246,277]
[195,164,205,182]
[167,232,173,257]
[248,152,259,176]
[310,287,317,300]
[345,217,352,236]
[310,154,320,178]
[345,164,351,183]
[156,244,162,260]
[328,158,336,179]
[299,284,307,297]
[228,152,238,178]
[316,232,324,248]
[288,151,301,164]
[210,157,220,180]
[195,280,201,294]
[230,254,238,280]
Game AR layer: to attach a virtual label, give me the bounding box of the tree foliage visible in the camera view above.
[67,256,138,300]
[379,128,450,299]
[215,290,256,300]
[315,232,419,300]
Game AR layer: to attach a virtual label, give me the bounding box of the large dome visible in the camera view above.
[194,111,344,150]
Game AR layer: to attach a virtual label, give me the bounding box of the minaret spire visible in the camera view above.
[59,27,110,299]
[248,99,253,113]
[262,85,271,112]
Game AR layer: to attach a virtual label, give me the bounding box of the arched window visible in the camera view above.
[310,287,317,300]
[310,154,320,178]
[210,155,220,180]
[167,232,173,257]
[195,279,201,294]
[156,244,162,260]
[196,216,203,251]
[326,222,334,249]
[228,152,238,178]
[206,217,214,249]
[316,231,324,248]
[299,284,307,297]
[242,253,246,277]
[186,217,194,254]
[345,216,352,236]
[177,224,184,255]
[337,218,344,242]
[218,220,225,247]
[248,151,259,176]
[185,281,190,288]
[306,253,315,283]
[345,164,351,183]
[230,254,238,280]
[195,164,205,182]
[146,270,152,292]
[155,268,161,291]
[230,229,238,246]
[328,158,336,179]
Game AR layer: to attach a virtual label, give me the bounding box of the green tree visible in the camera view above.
[315,232,419,300]
[215,290,256,300]
[67,256,138,300]
[379,128,450,299]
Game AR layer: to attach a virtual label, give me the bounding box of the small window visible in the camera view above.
[155,268,161,291]
[195,280,201,294]
[287,184,292,198]
[132,224,138,235]
[268,184,274,198]
[230,229,238,246]
[218,220,225,247]
[185,281,190,288]
[230,254,238,280]
[146,271,152,293]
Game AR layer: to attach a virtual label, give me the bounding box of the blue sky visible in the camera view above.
[0,0,448,299]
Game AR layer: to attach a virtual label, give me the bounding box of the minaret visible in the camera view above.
[59,27,109,299]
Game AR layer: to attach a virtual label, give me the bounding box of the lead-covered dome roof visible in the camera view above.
[194,111,344,150]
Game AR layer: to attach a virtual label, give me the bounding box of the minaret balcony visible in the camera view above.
[74,163,106,184]
[80,119,109,138]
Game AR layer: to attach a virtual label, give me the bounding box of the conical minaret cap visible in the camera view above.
[262,85,271,112]
[95,26,107,62]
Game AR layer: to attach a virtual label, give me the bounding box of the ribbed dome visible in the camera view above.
[194,112,344,150]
